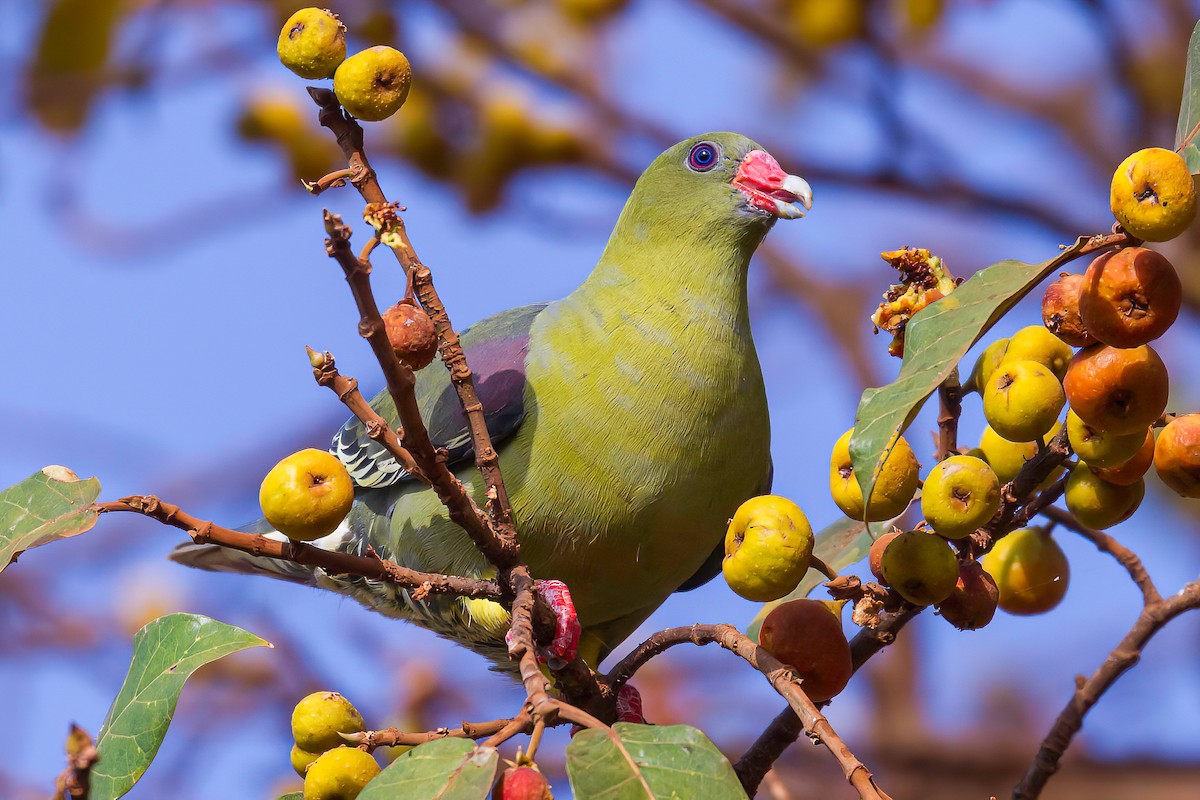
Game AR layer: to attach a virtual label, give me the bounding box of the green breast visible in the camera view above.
[506,287,771,627]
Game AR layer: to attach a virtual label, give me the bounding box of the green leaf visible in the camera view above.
[1176,20,1200,173]
[90,614,270,800]
[358,738,498,800]
[567,723,746,800]
[849,240,1090,510]
[276,794,303,800]
[745,516,881,641]
[0,466,101,573]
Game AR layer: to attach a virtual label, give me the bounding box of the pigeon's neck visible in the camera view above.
[569,206,769,327]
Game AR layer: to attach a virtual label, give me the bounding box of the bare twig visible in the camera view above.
[307,347,426,484]
[308,87,520,544]
[96,496,501,600]
[1038,506,1162,608]
[345,717,526,749]
[1013,581,1200,798]
[322,213,516,568]
[307,87,612,726]
[482,712,535,748]
[606,625,893,800]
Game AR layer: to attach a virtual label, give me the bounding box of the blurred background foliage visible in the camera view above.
[4,1,1200,798]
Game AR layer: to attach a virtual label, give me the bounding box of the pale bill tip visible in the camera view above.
[782,174,813,211]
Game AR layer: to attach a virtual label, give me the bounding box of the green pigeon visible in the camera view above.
[173,133,812,670]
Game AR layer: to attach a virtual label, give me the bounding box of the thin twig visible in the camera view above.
[307,347,427,484]
[96,496,501,600]
[309,87,520,546]
[1013,581,1200,798]
[345,717,524,749]
[322,213,516,567]
[482,712,535,748]
[307,87,607,722]
[1039,506,1160,605]
[606,625,893,800]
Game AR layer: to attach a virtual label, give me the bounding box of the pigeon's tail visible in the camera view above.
[168,517,354,588]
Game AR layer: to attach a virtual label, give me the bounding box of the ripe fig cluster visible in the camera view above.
[278,8,412,122]
[289,691,379,799]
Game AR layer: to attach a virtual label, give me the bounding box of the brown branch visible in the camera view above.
[307,347,427,484]
[344,717,525,749]
[810,555,839,582]
[96,496,501,600]
[1013,581,1200,798]
[306,86,611,723]
[365,202,517,530]
[322,211,516,568]
[482,712,536,748]
[303,166,357,195]
[1039,506,1161,605]
[935,369,962,461]
[605,625,893,800]
[309,87,520,546]
[1007,474,1069,532]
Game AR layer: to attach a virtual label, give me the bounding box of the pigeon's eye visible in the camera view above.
[687,142,720,172]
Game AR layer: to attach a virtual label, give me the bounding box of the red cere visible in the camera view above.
[733,150,802,215]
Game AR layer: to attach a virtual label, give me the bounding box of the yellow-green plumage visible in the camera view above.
[173,133,804,671]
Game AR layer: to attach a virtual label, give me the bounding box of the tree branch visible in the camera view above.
[605,624,893,800]
[306,347,427,485]
[936,369,962,461]
[345,717,528,749]
[1013,581,1200,798]
[1038,506,1162,611]
[96,496,501,601]
[322,212,516,568]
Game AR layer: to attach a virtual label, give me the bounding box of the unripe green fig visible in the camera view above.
[292,692,366,754]
[879,530,959,606]
[303,746,379,800]
[976,423,1063,488]
[1064,466,1144,529]
[722,495,814,602]
[1066,409,1146,468]
[278,8,347,79]
[966,337,1009,393]
[1089,428,1154,486]
[936,560,999,630]
[334,46,412,121]
[829,429,919,521]
[921,455,1001,539]
[982,359,1065,443]
[983,527,1069,615]
[1003,325,1073,381]
[757,599,853,702]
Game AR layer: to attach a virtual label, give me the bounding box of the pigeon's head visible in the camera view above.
[640,133,812,228]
